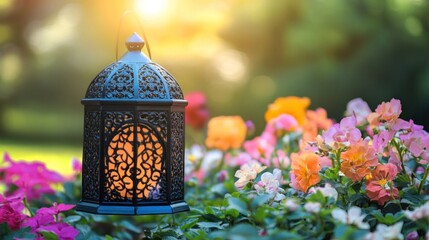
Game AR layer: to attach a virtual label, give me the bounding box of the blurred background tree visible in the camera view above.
[0,0,428,147]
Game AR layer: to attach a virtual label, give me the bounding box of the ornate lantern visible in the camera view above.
[76,33,189,215]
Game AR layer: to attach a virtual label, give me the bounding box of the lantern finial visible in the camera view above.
[125,32,144,51]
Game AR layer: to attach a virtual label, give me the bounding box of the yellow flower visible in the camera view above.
[205,116,247,151]
[265,96,311,125]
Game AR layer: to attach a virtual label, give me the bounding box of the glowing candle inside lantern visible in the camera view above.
[107,125,163,200]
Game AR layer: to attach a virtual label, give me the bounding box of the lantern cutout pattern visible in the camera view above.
[76,33,189,215]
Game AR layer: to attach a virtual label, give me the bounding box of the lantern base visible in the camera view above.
[76,201,189,215]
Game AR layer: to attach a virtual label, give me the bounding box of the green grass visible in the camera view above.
[0,139,81,175]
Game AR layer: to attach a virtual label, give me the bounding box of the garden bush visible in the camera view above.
[1,96,428,240]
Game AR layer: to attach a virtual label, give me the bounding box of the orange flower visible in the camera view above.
[205,116,247,151]
[366,163,399,205]
[341,140,378,182]
[290,152,321,192]
[303,108,333,141]
[265,96,311,125]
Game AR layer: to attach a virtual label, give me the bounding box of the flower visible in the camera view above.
[72,158,82,173]
[303,108,333,141]
[331,206,370,229]
[405,231,418,240]
[309,183,338,201]
[254,169,285,201]
[234,162,266,189]
[346,98,372,126]
[205,116,247,151]
[243,134,276,165]
[1,153,64,200]
[366,163,399,205]
[290,152,321,192]
[0,194,27,230]
[341,139,379,182]
[404,201,429,221]
[365,222,404,240]
[367,98,402,128]
[304,202,321,214]
[37,202,75,216]
[322,116,362,149]
[284,199,299,212]
[184,92,210,129]
[265,96,311,125]
[266,114,299,134]
[37,222,79,240]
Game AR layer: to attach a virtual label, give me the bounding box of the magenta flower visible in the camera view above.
[37,202,75,216]
[1,153,64,200]
[72,158,82,173]
[346,98,372,126]
[0,193,27,231]
[38,222,79,240]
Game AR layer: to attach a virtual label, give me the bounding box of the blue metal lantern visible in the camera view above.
[76,33,189,215]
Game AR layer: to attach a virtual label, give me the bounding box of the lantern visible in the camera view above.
[76,33,189,215]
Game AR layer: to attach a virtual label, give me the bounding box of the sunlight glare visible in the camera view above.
[136,0,170,19]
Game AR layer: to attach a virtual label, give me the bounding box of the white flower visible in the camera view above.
[331,206,369,229]
[185,145,205,176]
[254,169,285,201]
[310,183,338,201]
[234,162,267,189]
[366,222,404,240]
[404,201,429,221]
[284,199,299,212]
[304,202,321,214]
[201,150,223,172]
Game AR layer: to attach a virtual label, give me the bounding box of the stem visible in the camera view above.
[393,139,407,177]
[23,198,34,217]
[418,166,429,194]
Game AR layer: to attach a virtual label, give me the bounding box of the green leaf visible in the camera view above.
[225,208,239,218]
[105,235,114,240]
[120,220,141,233]
[196,222,224,230]
[334,224,368,240]
[227,197,249,216]
[3,227,34,240]
[371,210,404,225]
[250,194,271,210]
[64,215,82,223]
[180,218,199,231]
[40,231,59,240]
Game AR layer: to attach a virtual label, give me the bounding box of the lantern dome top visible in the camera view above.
[84,33,184,101]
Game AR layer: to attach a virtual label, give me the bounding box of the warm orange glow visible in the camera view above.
[107,125,163,200]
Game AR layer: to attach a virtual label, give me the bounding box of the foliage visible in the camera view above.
[1,96,429,239]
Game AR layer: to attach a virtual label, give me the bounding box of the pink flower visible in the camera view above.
[37,222,79,240]
[366,163,399,205]
[22,213,55,232]
[1,153,64,200]
[346,98,372,126]
[72,158,82,173]
[0,193,27,230]
[266,114,299,133]
[37,202,75,216]
[184,92,210,129]
[367,98,402,128]
[227,152,254,167]
[243,134,276,165]
[322,116,361,149]
[372,130,395,155]
[217,170,228,183]
[271,150,290,168]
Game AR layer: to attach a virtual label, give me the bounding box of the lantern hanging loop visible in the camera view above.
[115,10,152,61]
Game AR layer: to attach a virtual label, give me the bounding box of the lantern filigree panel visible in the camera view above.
[103,111,167,203]
[105,64,135,99]
[82,111,101,202]
[170,111,185,201]
[85,63,118,99]
[149,64,184,99]
[138,65,168,99]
